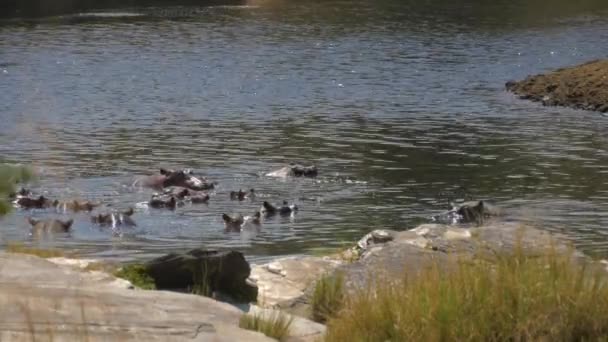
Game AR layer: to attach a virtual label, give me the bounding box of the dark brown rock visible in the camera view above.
[145,249,257,302]
[506,59,608,113]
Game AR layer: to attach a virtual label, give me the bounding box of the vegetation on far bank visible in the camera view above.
[324,243,608,341]
[0,163,34,215]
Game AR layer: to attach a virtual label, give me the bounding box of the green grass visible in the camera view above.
[325,243,608,342]
[113,264,156,290]
[239,311,293,341]
[6,242,67,258]
[311,272,345,323]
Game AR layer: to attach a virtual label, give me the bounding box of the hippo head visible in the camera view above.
[457,200,486,224]
[28,217,73,233]
[261,201,277,215]
[291,164,318,177]
[92,208,136,227]
[222,213,244,232]
[160,168,209,191]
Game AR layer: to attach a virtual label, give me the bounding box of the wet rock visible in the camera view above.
[145,249,258,302]
[0,252,272,341]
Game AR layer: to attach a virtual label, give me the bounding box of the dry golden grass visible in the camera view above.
[6,242,68,258]
[311,272,345,323]
[325,242,608,342]
[239,311,293,341]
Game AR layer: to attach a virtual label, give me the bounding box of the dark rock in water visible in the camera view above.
[145,249,257,302]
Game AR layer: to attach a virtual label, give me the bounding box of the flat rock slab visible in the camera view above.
[249,256,343,308]
[506,59,608,112]
[0,252,273,342]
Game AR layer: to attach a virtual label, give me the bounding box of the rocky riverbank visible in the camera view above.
[506,59,608,113]
[2,221,605,341]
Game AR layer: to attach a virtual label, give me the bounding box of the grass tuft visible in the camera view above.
[325,243,608,342]
[239,311,293,341]
[6,242,67,258]
[113,264,156,290]
[311,272,345,323]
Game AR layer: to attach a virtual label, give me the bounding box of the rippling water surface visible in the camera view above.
[1,0,608,261]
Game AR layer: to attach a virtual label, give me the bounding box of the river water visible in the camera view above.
[1,0,608,262]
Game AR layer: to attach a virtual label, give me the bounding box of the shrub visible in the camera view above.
[113,264,156,290]
[325,244,608,341]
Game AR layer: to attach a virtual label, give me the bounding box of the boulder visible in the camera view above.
[145,249,258,302]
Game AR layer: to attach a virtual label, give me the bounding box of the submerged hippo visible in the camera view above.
[15,195,52,209]
[433,200,500,225]
[230,189,255,201]
[134,168,214,191]
[222,212,261,232]
[91,208,136,227]
[266,164,318,178]
[163,187,210,204]
[149,195,180,210]
[52,199,99,212]
[27,217,73,235]
[260,200,298,217]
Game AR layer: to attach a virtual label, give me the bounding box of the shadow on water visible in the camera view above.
[1,0,608,261]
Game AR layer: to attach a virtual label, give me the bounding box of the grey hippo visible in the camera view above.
[27,218,73,236]
[266,164,318,178]
[91,208,137,227]
[260,200,298,217]
[222,212,261,232]
[134,168,214,191]
[433,200,500,225]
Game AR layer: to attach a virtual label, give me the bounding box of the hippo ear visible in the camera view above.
[222,214,232,223]
[160,168,170,175]
[254,211,261,218]
[62,219,74,230]
[27,217,38,226]
[124,207,135,216]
